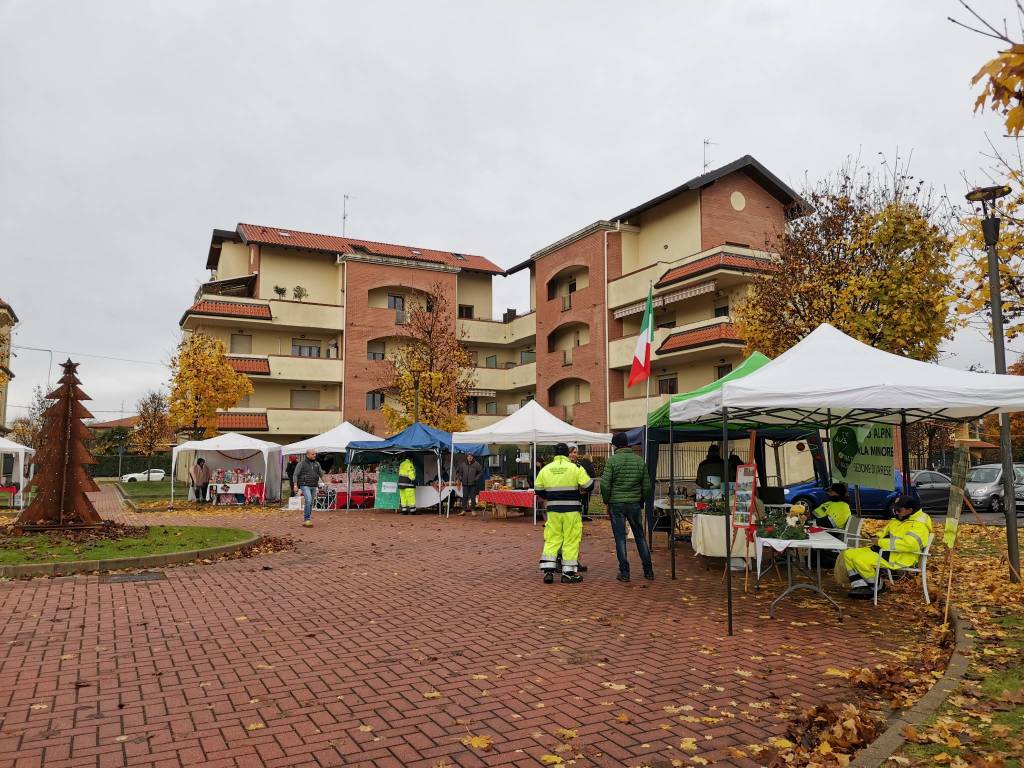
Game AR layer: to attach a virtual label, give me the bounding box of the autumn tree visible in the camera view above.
[955,141,1024,340]
[90,425,131,456]
[130,390,170,479]
[734,160,955,360]
[8,385,47,448]
[168,333,253,439]
[954,1,1024,134]
[377,283,475,433]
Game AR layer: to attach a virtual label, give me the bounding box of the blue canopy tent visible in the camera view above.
[347,423,489,515]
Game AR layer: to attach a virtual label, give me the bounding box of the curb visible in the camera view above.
[850,609,974,767]
[111,482,140,513]
[0,532,262,578]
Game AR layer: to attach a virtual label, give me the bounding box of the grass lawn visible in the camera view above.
[0,525,251,565]
[117,480,188,502]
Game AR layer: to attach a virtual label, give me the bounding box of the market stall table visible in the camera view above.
[478,489,534,519]
[0,486,17,508]
[208,482,265,505]
[756,530,847,620]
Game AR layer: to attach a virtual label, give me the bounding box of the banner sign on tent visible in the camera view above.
[943,446,970,548]
[830,425,895,491]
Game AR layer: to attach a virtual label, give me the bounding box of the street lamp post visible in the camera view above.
[967,184,1020,583]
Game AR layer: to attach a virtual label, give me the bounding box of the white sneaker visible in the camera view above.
[302,520,313,528]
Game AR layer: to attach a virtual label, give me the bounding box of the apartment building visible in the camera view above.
[179,155,803,441]
[0,298,16,434]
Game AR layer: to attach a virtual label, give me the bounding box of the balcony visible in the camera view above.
[217,408,342,436]
[459,312,536,344]
[609,395,670,431]
[464,414,505,430]
[608,319,740,368]
[471,362,536,391]
[226,354,344,383]
[182,294,344,332]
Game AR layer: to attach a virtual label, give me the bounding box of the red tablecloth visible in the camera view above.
[0,486,17,507]
[478,489,535,508]
[326,490,375,509]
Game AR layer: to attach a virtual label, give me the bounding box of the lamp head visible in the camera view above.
[966,185,1011,203]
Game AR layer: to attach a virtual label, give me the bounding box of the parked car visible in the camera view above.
[121,469,166,483]
[965,463,1024,514]
[911,470,953,512]
[784,470,917,518]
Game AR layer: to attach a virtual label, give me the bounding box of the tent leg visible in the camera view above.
[723,409,733,637]
[532,442,537,526]
[437,449,442,518]
[900,411,911,494]
[669,422,676,580]
[347,463,352,511]
[447,446,455,519]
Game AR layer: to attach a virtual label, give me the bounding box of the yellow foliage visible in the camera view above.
[972,44,1024,136]
[168,332,253,438]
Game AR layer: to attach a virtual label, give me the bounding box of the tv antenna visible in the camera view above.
[703,138,717,171]
[342,194,355,237]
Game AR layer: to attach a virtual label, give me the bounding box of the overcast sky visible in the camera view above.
[0,0,1018,419]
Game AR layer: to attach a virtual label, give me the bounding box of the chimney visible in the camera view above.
[502,308,517,323]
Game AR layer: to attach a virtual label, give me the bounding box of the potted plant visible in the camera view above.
[292,286,309,301]
[273,285,287,299]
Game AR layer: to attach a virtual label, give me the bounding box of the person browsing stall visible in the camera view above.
[841,495,932,599]
[455,452,484,513]
[696,445,726,489]
[601,432,654,582]
[190,458,211,504]
[292,449,325,528]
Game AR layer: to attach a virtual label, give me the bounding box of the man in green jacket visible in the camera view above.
[601,432,654,582]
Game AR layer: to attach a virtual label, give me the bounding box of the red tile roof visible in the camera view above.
[236,223,503,275]
[217,413,269,431]
[657,323,743,354]
[656,253,774,288]
[186,299,273,321]
[226,357,271,375]
[89,416,139,430]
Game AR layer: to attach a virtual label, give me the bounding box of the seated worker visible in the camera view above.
[813,483,852,530]
[841,495,932,599]
[696,445,726,489]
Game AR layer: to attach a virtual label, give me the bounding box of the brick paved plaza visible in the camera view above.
[0,489,921,768]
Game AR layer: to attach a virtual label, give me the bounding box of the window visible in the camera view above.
[458,304,474,319]
[290,390,320,409]
[568,279,577,294]
[387,293,405,311]
[716,363,733,380]
[366,392,384,410]
[485,354,498,369]
[657,376,678,395]
[521,395,534,406]
[520,350,536,364]
[292,338,321,358]
[714,303,730,318]
[230,333,252,354]
[465,397,480,414]
[367,341,385,361]
[485,401,498,415]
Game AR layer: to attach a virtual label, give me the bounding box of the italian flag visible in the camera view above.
[628,286,654,387]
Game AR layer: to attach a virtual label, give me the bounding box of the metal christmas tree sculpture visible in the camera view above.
[15,359,102,529]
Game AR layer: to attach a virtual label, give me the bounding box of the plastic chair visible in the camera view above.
[872,533,934,606]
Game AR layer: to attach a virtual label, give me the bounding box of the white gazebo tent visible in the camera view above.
[668,323,1024,635]
[0,435,34,509]
[451,400,613,522]
[171,432,283,505]
[281,422,383,509]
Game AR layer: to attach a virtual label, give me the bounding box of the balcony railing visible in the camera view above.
[562,348,573,366]
[561,294,572,311]
[395,310,409,325]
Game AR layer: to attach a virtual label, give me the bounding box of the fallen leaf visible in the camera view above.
[245,723,265,731]
[734,668,753,677]
[768,736,794,749]
[540,756,563,766]
[680,737,698,752]
[615,712,631,723]
[235,616,248,622]
[691,758,709,766]
[115,736,129,742]
[471,674,489,680]
[824,667,849,677]
[30,704,48,711]
[990,723,1011,737]
[357,725,374,733]
[461,734,494,750]
[422,691,442,699]
[601,682,627,691]
[553,727,577,740]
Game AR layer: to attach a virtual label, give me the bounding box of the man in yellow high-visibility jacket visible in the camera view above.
[812,483,852,531]
[842,495,932,599]
[398,455,417,515]
[535,443,593,584]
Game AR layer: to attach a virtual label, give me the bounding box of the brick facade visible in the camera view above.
[534,229,619,432]
[342,260,458,433]
[699,170,787,252]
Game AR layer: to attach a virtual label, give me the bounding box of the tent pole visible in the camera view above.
[436,448,442,517]
[723,408,733,637]
[447,444,455,519]
[900,411,911,494]
[669,421,676,579]
[347,460,352,511]
[532,442,537,525]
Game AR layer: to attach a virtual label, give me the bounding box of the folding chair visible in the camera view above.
[872,533,934,606]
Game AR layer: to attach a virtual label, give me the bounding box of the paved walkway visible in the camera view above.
[0,488,921,768]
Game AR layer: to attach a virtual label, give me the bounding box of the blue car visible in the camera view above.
[783,470,919,518]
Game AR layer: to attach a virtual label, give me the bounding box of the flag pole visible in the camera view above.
[643,281,653,543]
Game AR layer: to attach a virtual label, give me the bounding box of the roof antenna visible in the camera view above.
[342,194,355,237]
[703,138,717,172]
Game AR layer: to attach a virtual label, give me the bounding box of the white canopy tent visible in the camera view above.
[281,421,384,510]
[171,432,283,504]
[671,324,1024,426]
[280,421,381,455]
[666,323,1024,637]
[451,400,613,522]
[0,435,34,509]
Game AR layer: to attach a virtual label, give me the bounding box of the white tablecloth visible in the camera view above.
[415,485,461,509]
[691,513,733,557]
[208,483,250,503]
[756,530,846,573]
